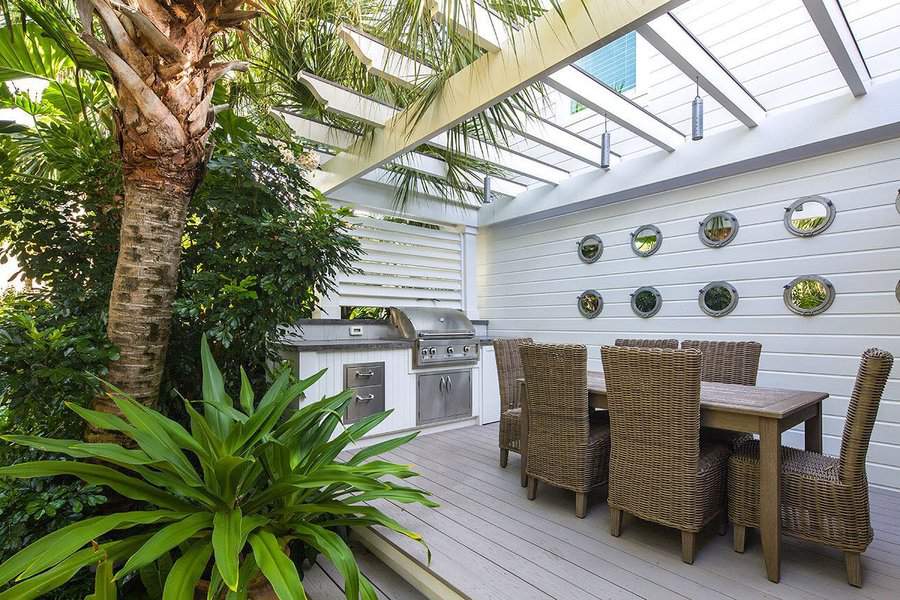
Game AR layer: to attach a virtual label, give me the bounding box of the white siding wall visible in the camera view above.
[321,214,464,315]
[477,138,900,491]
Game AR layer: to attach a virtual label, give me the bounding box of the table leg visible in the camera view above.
[759,417,782,583]
[519,380,528,488]
[804,402,823,454]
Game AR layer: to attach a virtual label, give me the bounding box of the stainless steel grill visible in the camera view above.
[388,307,480,369]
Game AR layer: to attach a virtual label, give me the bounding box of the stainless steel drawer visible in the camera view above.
[345,384,385,423]
[344,362,384,388]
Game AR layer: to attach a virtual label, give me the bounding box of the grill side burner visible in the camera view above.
[388,307,480,369]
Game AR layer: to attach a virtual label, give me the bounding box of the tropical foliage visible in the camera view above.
[0,338,435,599]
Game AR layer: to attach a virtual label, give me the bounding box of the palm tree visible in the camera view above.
[2,0,555,424]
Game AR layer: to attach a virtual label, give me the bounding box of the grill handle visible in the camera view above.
[355,394,375,403]
[355,370,375,377]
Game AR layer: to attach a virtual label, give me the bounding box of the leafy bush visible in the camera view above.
[0,338,434,599]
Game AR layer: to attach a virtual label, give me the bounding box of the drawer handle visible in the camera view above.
[356,394,375,403]
[355,370,375,377]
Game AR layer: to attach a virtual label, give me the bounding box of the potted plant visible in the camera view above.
[0,338,434,599]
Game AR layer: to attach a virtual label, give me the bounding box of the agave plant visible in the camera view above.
[0,337,435,599]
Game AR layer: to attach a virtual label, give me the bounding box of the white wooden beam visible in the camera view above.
[314,0,686,193]
[802,0,870,96]
[546,66,684,151]
[427,0,506,52]
[429,132,568,184]
[337,25,434,88]
[637,14,766,128]
[297,71,398,127]
[276,111,360,149]
[499,110,614,169]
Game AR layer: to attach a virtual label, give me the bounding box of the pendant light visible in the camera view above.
[482,175,493,204]
[692,76,704,141]
[600,114,611,170]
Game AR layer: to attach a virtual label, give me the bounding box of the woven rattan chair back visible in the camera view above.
[680,340,762,386]
[614,338,679,349]
[520,343,590,490]
[601,346,703,527]
[494,338,533,412]
[838,349,894,482]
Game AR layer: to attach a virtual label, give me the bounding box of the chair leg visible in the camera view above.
[520,453,527,487]
[681,531,697,565]
[717,512,728,536]
[844,552,862,588]
[575,492,588,519]
[526,477,538,501]
[733,525,747,553]
[609,507,623,537]
[500,448,509,468]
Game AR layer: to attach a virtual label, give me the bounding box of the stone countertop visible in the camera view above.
[281,339,414,351]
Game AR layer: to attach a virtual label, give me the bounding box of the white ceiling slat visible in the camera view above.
[337,25,434,88]
[637,14,766,128]
[801,0,870,96]
[427,0,507,52]
[545,66,685,152]
[493,110,616,169]
[297,72,398,127]
[429,132,569,185]
[276,111,359,149]
[314,0,688,193]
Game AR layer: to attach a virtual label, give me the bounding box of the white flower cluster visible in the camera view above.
[271,140,319,172]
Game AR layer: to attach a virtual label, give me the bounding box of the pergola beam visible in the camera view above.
[297,72,398,127]
[801,0,870,96]
[546,66,685,151]
[496,110,614,169]
[429,131,568,184]
[427,0,506,52]
[338,25,434,88]
[314,0,687,193]
[638,14,766,128]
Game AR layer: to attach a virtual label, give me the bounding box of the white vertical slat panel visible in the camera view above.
[323,215,464,314]
[477,138,900,492]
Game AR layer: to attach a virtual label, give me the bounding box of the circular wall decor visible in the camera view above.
[783,275,835,316]
[784,196,835,237]
[896,280,899,304]
[631,286,662,318]
[699,281,739,317]
[577,235,603,264]
[578,290,603,318]
[699,211,739,248]
[631,225,662,257]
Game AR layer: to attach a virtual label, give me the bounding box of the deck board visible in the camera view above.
[361,423,900,600]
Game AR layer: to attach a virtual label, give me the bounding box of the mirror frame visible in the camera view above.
[699,211,739,248]
[631,286,662,318]
[699,281,739,317]
[783,196,836,237]
[783,275,835,316]
[630,224,663,257]
[577,290,603,318]
[577,234,604,264]
[896,280,899,304]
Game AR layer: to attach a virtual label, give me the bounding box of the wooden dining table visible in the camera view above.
[516,372,829,583]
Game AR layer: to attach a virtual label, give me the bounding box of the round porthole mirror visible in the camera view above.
[631,286,662,318]
[631,225,662,257]
[784,196,835,237]
[784,275,835,316]
[578,290,603,318]
[699,212,739,248]
[577,235,603,263]
[699,281,738,317]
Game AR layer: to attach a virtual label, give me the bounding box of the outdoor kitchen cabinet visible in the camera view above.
[417,370,472,425]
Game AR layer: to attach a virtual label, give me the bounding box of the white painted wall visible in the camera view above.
[477,138,900,491]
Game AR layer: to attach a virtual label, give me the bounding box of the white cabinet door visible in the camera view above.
[479,346,501,424]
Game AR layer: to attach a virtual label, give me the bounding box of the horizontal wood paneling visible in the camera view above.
[478,139,900,491]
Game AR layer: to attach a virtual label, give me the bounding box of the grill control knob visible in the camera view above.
[421,348,428,356]
[446,346,454,354]
[463,345,471,353]
[429,347,437,355]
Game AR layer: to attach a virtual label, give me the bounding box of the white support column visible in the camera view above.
[638,14,766,128]
[802,0,870,96]
[461,225,480,320]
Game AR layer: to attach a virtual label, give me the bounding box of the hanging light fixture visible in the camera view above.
[600,114,611,170]
[482,175,493,204]
[692,76,704,141]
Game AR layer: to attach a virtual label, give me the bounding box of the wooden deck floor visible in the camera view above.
[366,423,900,600]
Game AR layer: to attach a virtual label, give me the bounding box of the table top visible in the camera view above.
[584,371,828,419]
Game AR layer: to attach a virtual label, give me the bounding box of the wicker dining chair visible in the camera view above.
[521,343,610,518]
[728,348,894,587]
[614,338,679,349]
[494,337,533,485]
[601,345,730,564]
[681,340,762,449]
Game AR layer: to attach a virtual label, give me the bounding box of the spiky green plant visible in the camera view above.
[0,337,434,599]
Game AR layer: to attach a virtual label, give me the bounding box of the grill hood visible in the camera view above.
[388,307,475,339]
